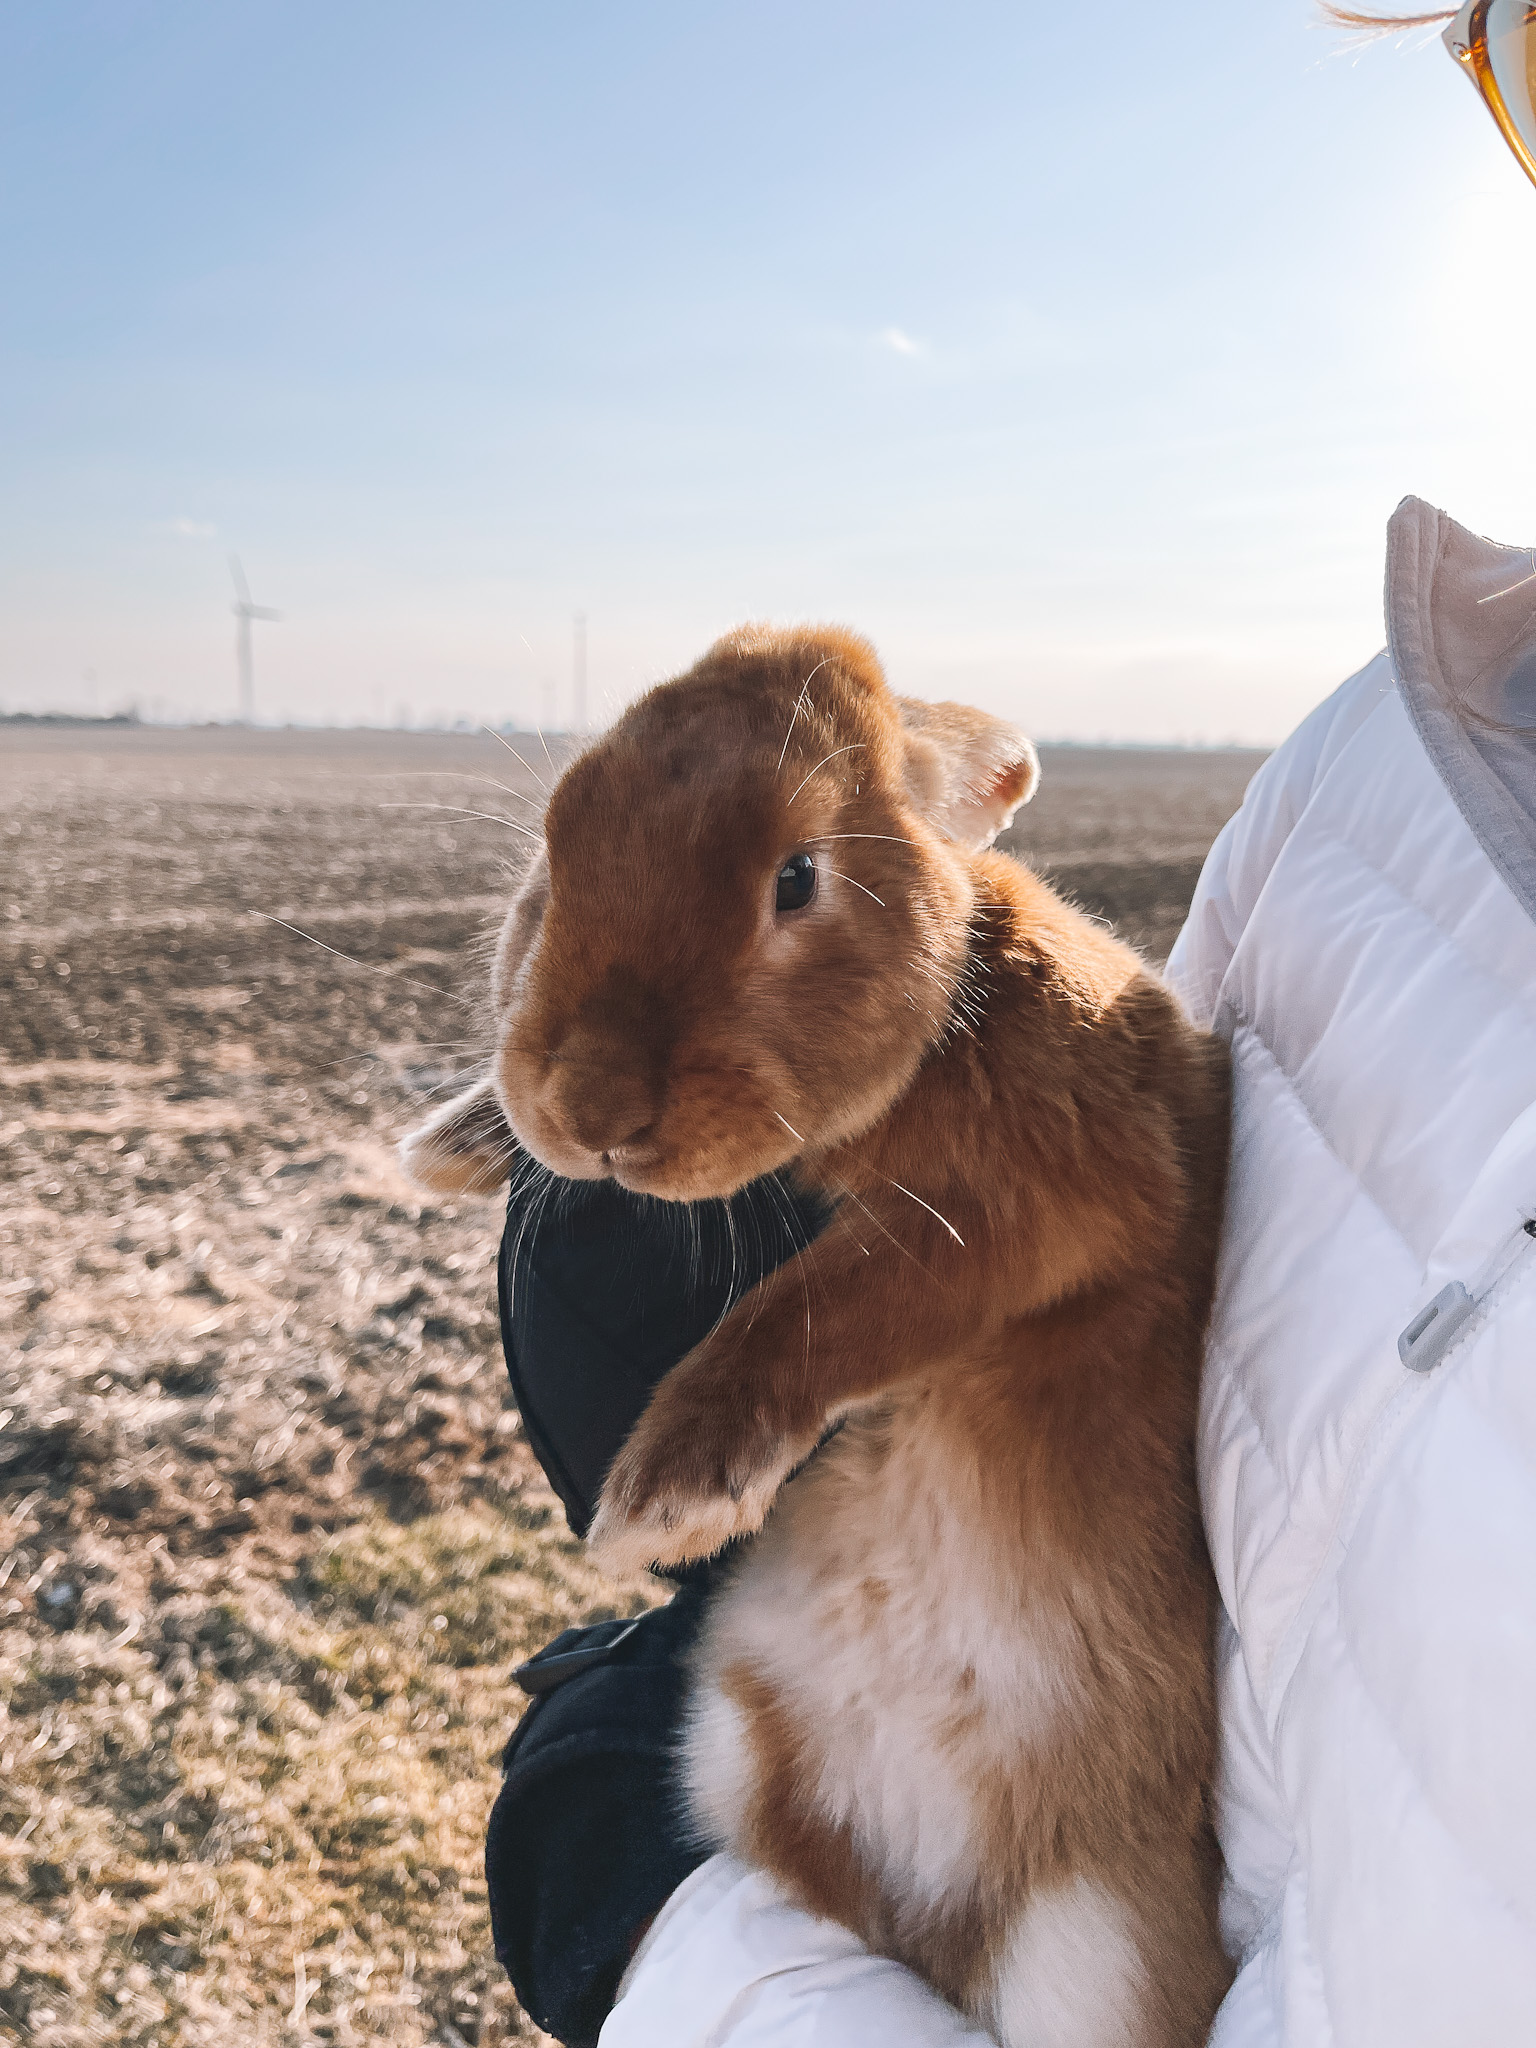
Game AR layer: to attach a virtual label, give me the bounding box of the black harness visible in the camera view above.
[487,1166,828,2045]
[497,1165,829,1539]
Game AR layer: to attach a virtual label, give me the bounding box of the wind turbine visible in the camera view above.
[230,557,280,723]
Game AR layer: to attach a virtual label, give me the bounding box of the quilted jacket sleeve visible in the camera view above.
[1165,651,1400,2039]
[600,1856,993,2048]
[1165,653,1393,1027]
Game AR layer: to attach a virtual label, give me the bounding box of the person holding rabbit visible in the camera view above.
[407,7,1536,2044]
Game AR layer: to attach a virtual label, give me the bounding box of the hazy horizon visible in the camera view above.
[4,3,1534,744]
[1,707,1275,754]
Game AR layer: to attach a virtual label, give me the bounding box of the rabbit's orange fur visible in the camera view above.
[405,626,1231,2046]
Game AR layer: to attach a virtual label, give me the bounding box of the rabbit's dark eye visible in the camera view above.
[775,851,817,913]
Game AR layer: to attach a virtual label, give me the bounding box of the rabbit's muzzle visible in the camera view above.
[538,1034,663,1168]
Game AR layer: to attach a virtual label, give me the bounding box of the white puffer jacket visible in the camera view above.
[601,499,1536,2048]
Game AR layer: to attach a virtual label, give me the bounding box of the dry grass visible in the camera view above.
[0,1501,647,2046]
[0,723,1263,2046]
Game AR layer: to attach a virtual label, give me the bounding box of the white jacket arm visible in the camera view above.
[600,1854,995,2048]
[1164,651,1394,1026]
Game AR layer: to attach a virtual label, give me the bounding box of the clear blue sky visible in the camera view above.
[2,1,1533,740]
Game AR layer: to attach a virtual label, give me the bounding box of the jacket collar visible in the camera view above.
[1387,495,1536,928]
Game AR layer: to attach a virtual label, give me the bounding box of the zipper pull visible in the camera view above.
[1398,1283,1475,1374]
[1397,1217,1536,1374]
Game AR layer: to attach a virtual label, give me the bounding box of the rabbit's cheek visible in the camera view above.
[631,1063,806,1201]
[488,851,548,1015]
[606,1115,792,1203]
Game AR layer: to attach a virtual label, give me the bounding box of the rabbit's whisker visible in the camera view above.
[880,1176,965,1247]
[706,1198,736,1344]
[805,834,919,848]
[412,1068,493,1105]
[249,913,474,1009]
[309,1033,487,1077]
[397,768,545,814]
[837,1209,872,1257]
[481,727,551,793]
[1474,552,1536,604]
[772,1110,806,1145]
[386,1038,485,1051]
[350,768,542,813]
[380,801,541,842]
[826,1178,928,1273]
[822,867,885,908]
[775,659,831,777]
[504,1155,560,1311]
[786,744,864,806]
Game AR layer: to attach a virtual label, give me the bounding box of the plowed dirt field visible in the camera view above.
[0,723,1265,2047]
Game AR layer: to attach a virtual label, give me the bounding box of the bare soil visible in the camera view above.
[0,723,1265,2047]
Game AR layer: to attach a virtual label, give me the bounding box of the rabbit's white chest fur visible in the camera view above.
[682,1393,1107,2000]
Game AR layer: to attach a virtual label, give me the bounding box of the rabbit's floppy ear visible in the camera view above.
[399,1076,518,1195]
[896,697,1039,852]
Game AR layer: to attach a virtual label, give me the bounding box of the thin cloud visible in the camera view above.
[163,517,217,539]
[879,326,926,358]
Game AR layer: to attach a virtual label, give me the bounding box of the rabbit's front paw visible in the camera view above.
[586,1380,806,1574]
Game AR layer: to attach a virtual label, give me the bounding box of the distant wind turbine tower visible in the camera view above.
[230,557,280,723]
[573,611,588,734]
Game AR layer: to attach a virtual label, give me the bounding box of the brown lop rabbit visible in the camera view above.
[405,625,1232,2048]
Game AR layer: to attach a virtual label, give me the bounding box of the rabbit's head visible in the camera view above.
[403,626,1036,1201]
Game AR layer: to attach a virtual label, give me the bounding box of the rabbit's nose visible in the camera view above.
[548,1056,661,1159]
[600,1117,657,1167]
[574,1102,656,1158]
